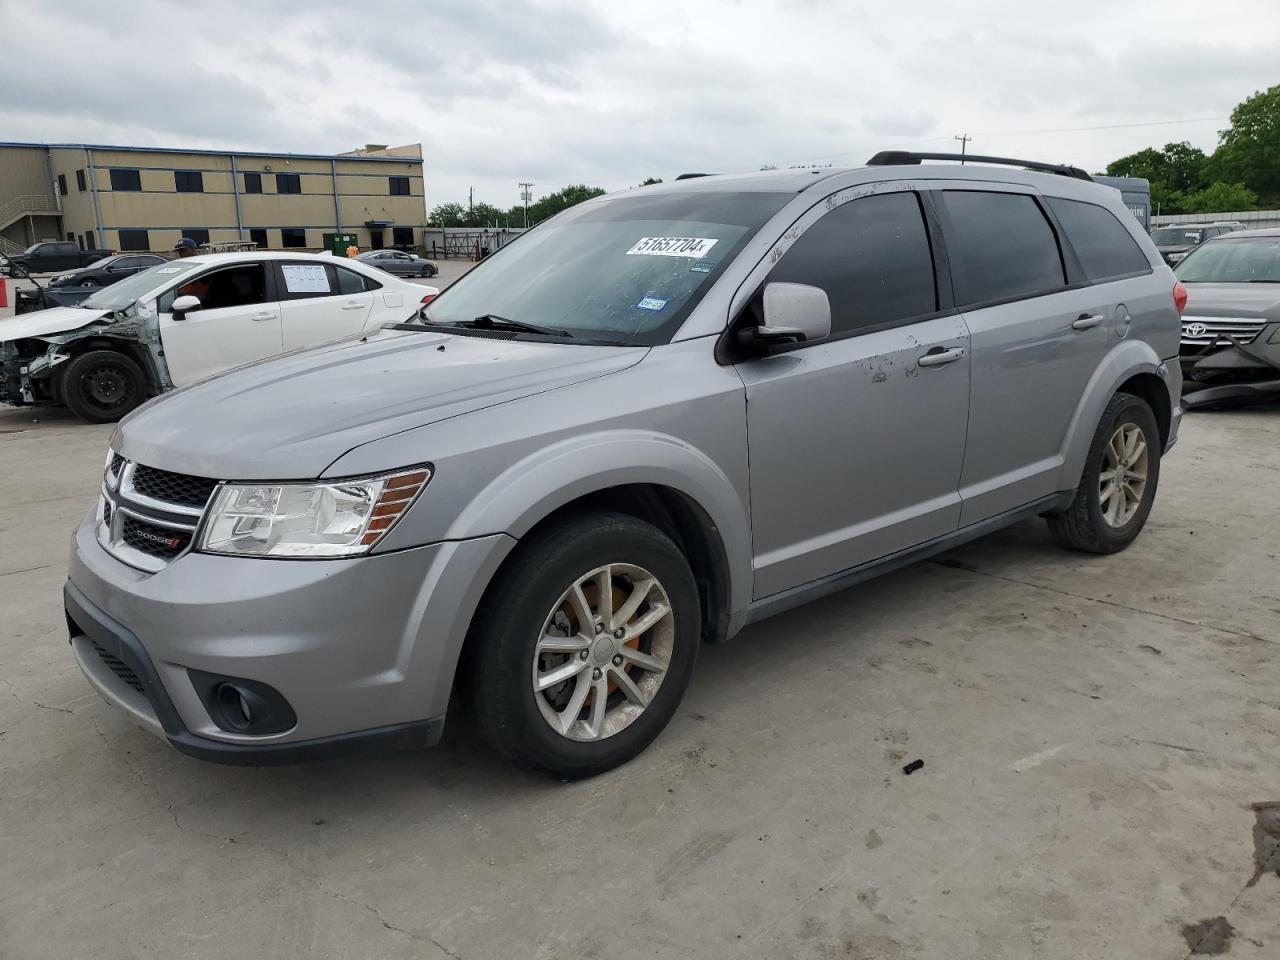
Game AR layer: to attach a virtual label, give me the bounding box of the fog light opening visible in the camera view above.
[215,682,254,730]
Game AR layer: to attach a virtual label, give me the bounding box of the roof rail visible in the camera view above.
[866,151,1093,182]
[675,172,714,180]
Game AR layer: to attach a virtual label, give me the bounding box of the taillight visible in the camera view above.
[1172,281,1188,315]
[420,294,436,305]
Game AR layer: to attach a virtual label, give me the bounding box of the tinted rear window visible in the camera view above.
[1046,197,1150,282]
[941,191,1065,306]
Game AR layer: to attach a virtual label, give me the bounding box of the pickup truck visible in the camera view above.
[5,241,115,275]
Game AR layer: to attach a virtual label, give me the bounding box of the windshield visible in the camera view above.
[79,260,203,310]
[1151,227,1204,246]
[85,256,114,270]
[1175,237,1280,283]
[23,243,42,255]
[422,190,792,345]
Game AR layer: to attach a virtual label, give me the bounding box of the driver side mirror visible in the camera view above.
[171,294,202,320]
[738,282,831,351]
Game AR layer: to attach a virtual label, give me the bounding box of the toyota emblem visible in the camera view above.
[1184,322,1208,338]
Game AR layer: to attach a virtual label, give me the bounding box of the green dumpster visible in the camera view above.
[322,232,360,256]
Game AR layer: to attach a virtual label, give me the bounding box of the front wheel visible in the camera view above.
[466,512,700,778]
[1046,392,1161,553]
[60,349,146,423]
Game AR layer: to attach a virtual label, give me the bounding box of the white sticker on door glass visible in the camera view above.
[281,264,331,293]
[625,237,718,258]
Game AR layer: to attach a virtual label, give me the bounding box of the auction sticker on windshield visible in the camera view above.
[625,237,718,258]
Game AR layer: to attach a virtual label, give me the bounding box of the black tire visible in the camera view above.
[466,511,700,778]
[60,349,146,424]
[79,277,100,287]
[1046,392,1161,553]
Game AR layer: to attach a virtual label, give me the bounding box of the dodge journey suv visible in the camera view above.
[66,152,1184,777]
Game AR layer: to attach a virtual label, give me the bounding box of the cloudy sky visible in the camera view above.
[2,0,1276,213]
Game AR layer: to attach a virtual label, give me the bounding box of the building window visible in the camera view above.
[174,170,204,193]
[76,169,87,192]
[66,232,75,242]
[392,227,414,247]
[276,173,301,194]
[117,229,150,251]
[389,176,411,196]
[109,169,142,191]
[281,228,307,248]
[57,174,68,196]
[243,172,262,194]
[249,228,268,249]
[83,232,95,250]
[182,228,210,247]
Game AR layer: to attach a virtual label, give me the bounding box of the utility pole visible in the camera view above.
[468,186,473,216]
[954,134,971,164]
[518,181,533,228]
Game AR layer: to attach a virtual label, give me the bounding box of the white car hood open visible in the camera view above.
[0,305,113,342]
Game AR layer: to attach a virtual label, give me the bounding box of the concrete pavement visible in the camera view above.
[1,404,1278,959]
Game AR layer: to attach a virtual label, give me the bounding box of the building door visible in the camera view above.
[369,228,385,250]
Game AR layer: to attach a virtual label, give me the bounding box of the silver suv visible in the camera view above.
[66,153,1184,777]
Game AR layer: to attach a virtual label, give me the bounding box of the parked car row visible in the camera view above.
[1151,221,1245,265]
[0,252,437,422]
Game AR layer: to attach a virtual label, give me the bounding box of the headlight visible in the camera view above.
[198,466,431,558]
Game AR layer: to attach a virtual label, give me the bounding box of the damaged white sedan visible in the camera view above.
[0,251,436,423]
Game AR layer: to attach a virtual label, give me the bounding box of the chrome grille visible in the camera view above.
[97,456,216,573]
[1180,315,1268,350]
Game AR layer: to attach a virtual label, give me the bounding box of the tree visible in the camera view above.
[427,202,468,227]
[526,184,606,224]
[1178,181,1257,214]
[639,177,663,186]
[1210,84,1280,204]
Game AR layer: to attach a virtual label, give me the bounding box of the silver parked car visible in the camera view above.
[1174,228,1280,408]
[66,153,1184,777]
[356,248,438,278]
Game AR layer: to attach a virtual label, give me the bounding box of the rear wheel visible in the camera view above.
[79,277,100,287]
[1046,392,1161,553]
[466,512,700,778]
[60,349,146,423]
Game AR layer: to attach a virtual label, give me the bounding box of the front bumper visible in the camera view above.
[1180,324,1280,406]
[67,511,516,763]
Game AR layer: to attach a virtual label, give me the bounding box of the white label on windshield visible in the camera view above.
[281,264,331,293]
[625,237,718,258]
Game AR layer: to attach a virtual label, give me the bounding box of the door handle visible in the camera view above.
[917,346,966,368]
[1071,313,1103,330]
[250,312,276,322]
[341,301,365,310]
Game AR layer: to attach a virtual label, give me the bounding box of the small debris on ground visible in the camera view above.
[902,759,924,775]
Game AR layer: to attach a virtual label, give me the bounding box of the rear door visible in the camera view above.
[275,261,376,350]
[156,261,282,385]
[736,187,972,598]
[936,187,1112,525]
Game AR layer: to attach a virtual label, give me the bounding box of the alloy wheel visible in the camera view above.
[531,563,674,742]
[1099,422,1148,527]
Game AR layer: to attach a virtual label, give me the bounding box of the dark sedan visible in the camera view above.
[15,254,168,314]
[49,254,167,289]
[355,249,438,278]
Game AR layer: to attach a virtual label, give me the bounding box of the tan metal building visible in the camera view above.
[0,141,425,256]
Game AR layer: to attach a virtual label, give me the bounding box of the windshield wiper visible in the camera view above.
[454,314,573,338]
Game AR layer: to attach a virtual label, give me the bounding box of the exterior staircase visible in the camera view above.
[0,193,62,232]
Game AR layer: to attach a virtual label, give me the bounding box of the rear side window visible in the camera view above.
[336,267,373,294]
[1046,197,1151,282]
[941,191,1065,306]
[768,191,937,337]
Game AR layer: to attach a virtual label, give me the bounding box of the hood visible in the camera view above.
[1182,283,1280,320]
[116,329,648,479]
[0,305,112,341]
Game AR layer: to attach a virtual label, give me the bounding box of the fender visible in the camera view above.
[436,429,753,616]
[1056,337,1169,493]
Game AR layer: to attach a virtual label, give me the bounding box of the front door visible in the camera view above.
[156,262,282,386]
[737,188,971,599]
